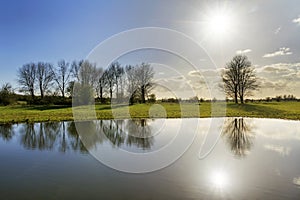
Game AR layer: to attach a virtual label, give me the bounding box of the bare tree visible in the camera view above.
[104,64,116,101]
[112,62,125,101]
[222,55,258,104]
[66,81,75,97]
[79,61,101,87]
[17,63,36,98]
[125,65,139,105]
[72,61,102,106]
[137,63,154,103]
[51,60,72,98]
[71,60,84,81]
[37,62,54,98]
[97,73,107,103]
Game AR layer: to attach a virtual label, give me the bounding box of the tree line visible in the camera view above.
[1,54,298,106]
[16,54,258,105]
[10,60,155,105]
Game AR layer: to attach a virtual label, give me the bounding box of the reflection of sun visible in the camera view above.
[211,170,228,189]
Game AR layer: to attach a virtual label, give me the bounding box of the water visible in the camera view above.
[0,118,300,199]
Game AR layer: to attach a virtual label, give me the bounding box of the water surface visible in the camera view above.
[0,118,300,199]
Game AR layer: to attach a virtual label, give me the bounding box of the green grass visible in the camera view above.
[1,102,300,124]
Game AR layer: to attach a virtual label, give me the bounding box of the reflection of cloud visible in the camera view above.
[274,168,281,176]
[236,49,252,54]
[292,16,300,25]
[293,177,300,186]
[263,47,292,58]
[254,119,300,141]
[264,144,291,156]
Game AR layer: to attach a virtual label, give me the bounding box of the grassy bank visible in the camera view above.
[0,102,300,124]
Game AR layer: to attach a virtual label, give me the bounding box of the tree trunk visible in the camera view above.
[141,86,145,103]
[62,85,65,99]
[240,96,244,104]
[30,89,35,99]
[109,83,113,102]
[129,96,134,105]
[40,84,44,99]
[100,86,103,104]
[234,90,238,104]
[116,79,119,101]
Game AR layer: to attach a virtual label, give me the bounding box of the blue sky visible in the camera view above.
[1,0,300,98]
[0,0,162,84]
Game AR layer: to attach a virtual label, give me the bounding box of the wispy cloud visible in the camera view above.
[263,47,292,58]
[274,27,281,34]
[292,16,300,25]
[236,49,252,54]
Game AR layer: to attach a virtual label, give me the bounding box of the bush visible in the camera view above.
[28,96,72,106]
[0,83,16,106]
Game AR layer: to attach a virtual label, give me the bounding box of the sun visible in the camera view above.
[208,13,232,34]
[203,6,236,39]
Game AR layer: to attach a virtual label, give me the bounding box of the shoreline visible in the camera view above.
[1,102,300,124]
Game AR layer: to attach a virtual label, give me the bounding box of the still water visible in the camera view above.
[0,118,300,199]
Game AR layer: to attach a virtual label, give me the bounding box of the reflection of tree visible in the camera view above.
[125,119,153,149]
[222,118,254,157]
[0,123,15,141]
[67,121,88,153]
[21,122,60,151]
[102,120,125,146]
[2,121,88,153]
[21,123,37,149]
[0,119,156,153]
[38,122,57,150]
[67,121,87,152]
[100,119,154,150]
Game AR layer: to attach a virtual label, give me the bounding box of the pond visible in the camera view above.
[0,118,300,199]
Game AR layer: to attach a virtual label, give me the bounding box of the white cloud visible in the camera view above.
[188,70,201,77]
[254,62,300,98]
[274,27,281,34]
[292,16,300,25]
[263,47,292,58]
[236,49,252,54]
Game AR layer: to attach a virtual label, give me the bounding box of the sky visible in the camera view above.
[1,0,300,99]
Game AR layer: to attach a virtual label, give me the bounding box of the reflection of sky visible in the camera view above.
[264,144,291,157]
[75,117,300,198]
[1,118,300,198]
[294,177,300,187]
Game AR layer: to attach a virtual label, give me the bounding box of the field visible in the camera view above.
[0,102,300,124]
